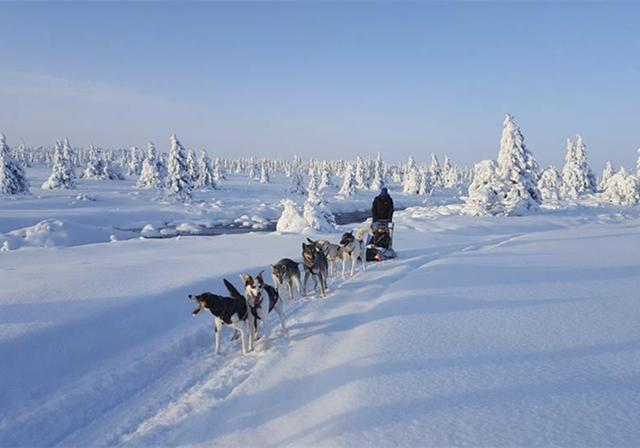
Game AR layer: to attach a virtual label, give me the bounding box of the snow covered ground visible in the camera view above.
[1,199,639,446]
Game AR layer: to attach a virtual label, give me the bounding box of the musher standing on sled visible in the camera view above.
[369,187,395,260]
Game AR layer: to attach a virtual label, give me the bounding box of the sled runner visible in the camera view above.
[366,221,396,261]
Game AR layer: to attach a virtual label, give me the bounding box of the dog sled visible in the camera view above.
[366,221,396,262]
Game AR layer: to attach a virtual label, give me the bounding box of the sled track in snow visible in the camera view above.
[1,229,545,447]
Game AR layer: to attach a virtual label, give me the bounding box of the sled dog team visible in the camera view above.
[188,228,370,355]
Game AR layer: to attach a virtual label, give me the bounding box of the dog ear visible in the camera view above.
[224,278,244,299]
[257,270,264,281]
[240,273,253,286]
[306,237,315,244]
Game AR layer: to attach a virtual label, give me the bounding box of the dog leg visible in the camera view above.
[262,311,270,350]
[238,324,248,355]
[342,252,348,278]
[214,319,222,355]
[303,270,310,296]
[350,253,357,277]
[275,301,289,336]
[361,245,367,271]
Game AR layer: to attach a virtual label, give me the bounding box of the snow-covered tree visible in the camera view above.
[259,161,270,184]
[319,162,332,190]
[561,135,597,199]
[497,114,541,214]
[103,150,125,180]
[186,149,199,183]
[442,155,459,188]
[0,133,30,194]
[599,161,615,192]
[213,158,225,184]
[81,145,105,180]
[307,168,318,191]
[195,150,216,189]
[418,168,432,196]
[354,156,368,190]
[303,189,336,232]
[276,199,308,232]
[537,166,563,201]
[339,163,356,197]
[137,142,164,188]
[288,170,307,196]
[402,156,420,194]
[636,148,640,177]
[464,160,506,216]
[430,154,443,188]
[166,134,193,202]
[42,139,76,190]
[128,146,142,176]
[601,167,640,206]
[370,155,385,191]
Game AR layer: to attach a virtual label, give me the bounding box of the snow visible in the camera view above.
[2,199,640,446]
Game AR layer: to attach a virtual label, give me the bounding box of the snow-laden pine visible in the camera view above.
[128,146,142,176]
[561,135,597,199]
[465,160,505,216]
[537,166,563,201]
[165,134,193,202]
[402,156,420,194]
[338,163,356,197]
[81,145,105,180]
[276,198,308,232]
[194,150,216,190]
[42,138,77,190]
[601,167,640,206]
[303,188,336,232]
[370,154,385,192]
[599,161,615,192]
[137,142,165,189]
[288,170,306,196]
[430,154,443,188]
[0,133,30,195]
[259,161,270,184]
[496,114,541,214]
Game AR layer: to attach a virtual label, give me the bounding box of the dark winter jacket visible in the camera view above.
[372,192,394,222]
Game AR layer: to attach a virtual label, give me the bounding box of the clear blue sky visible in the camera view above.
[2,2,639,170]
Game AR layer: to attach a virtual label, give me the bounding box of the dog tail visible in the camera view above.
[355,227,370,241]
[223,278,244,299]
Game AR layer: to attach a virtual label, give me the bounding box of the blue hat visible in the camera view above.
[381,187,388,195]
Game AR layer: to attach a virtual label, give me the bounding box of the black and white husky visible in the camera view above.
[188,284,253,355]
[302,242,329,297]
[271,258,302,299]
[239,271,288,350]
[340,228,368,278]
[307,238,342,277]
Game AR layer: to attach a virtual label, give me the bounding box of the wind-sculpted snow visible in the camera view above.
[1,207,640,446]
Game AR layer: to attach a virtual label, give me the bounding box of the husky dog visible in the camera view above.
[339,228,368,278]
[188,284,253,355]
[302,242,329,297]
[271,258,302,299]
[307,238,342,277]
[239,271,288,350]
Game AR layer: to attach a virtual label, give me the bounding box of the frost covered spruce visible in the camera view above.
[338,162,356,197]
[370,154,385,191]
[303,188,336,232]
[165,134,193,202]
[601,168,640,206]
[561,135,597,199]
[537,166,563,201]
[0,133,30,195]
[402,156,420,194]
[465,115,541,215]
[81,145,105,180]
[137,142,165,189]
[465,160,505,216]
[288,170,307,196]
[599,161,615,192]
[42,138,77,190]
[195,150,216,190]
[276,199,308,232]
[496,114,541,214]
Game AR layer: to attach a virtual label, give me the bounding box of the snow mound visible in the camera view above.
[0,219,132,250]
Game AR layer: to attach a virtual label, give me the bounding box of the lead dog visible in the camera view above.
[239,271,288,350]
[302,242,329,297]
[188,283,253,355]
[307,238,342,277]
[271,258,302,299]
[340,228,368,278]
